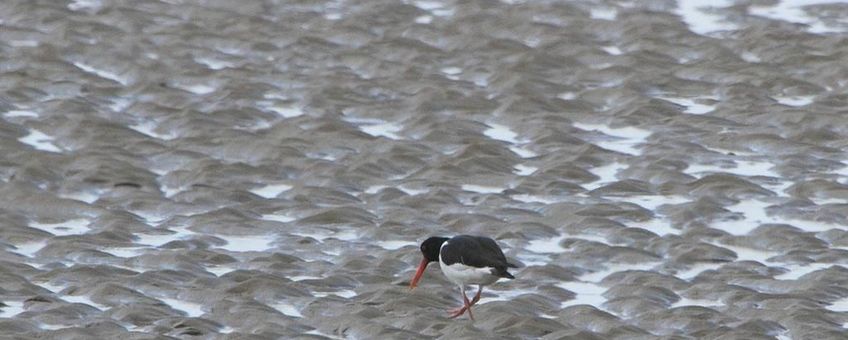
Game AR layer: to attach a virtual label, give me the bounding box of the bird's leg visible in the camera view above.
[449,285,483,316]
[462,288,475,321]
[447,286,476,320]
[447,304,466,318]
[447,285,467,318]
[470,285,483,306]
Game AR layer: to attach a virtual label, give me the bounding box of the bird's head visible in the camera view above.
[409,236,449,290]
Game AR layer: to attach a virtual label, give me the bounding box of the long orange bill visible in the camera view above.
[409,258,429,290]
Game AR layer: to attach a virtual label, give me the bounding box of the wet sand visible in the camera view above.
[2,0,848,339]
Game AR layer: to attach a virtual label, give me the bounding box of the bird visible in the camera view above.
[409,235,517,320]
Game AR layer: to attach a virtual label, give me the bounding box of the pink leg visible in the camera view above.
[462,290,474,321]
[447,286,482,319]
[471,286,482,305]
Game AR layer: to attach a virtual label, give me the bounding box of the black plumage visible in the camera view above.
[440,235,517,278]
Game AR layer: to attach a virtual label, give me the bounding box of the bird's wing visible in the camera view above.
[480,238,518,268]
[475,236,513,266]
[441,235,511,269]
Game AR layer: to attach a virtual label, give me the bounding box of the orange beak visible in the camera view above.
[409,258,429,290]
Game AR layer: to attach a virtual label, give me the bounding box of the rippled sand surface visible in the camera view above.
[2,0,848,338]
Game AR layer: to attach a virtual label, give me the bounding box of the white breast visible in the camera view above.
[438,241,500,286]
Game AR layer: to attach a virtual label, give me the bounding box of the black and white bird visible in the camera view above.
[409,235,517,320]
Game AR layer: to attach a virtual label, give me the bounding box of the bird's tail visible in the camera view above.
[494,267,515,279]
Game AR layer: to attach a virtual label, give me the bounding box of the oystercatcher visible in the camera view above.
[409,235,517,320]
